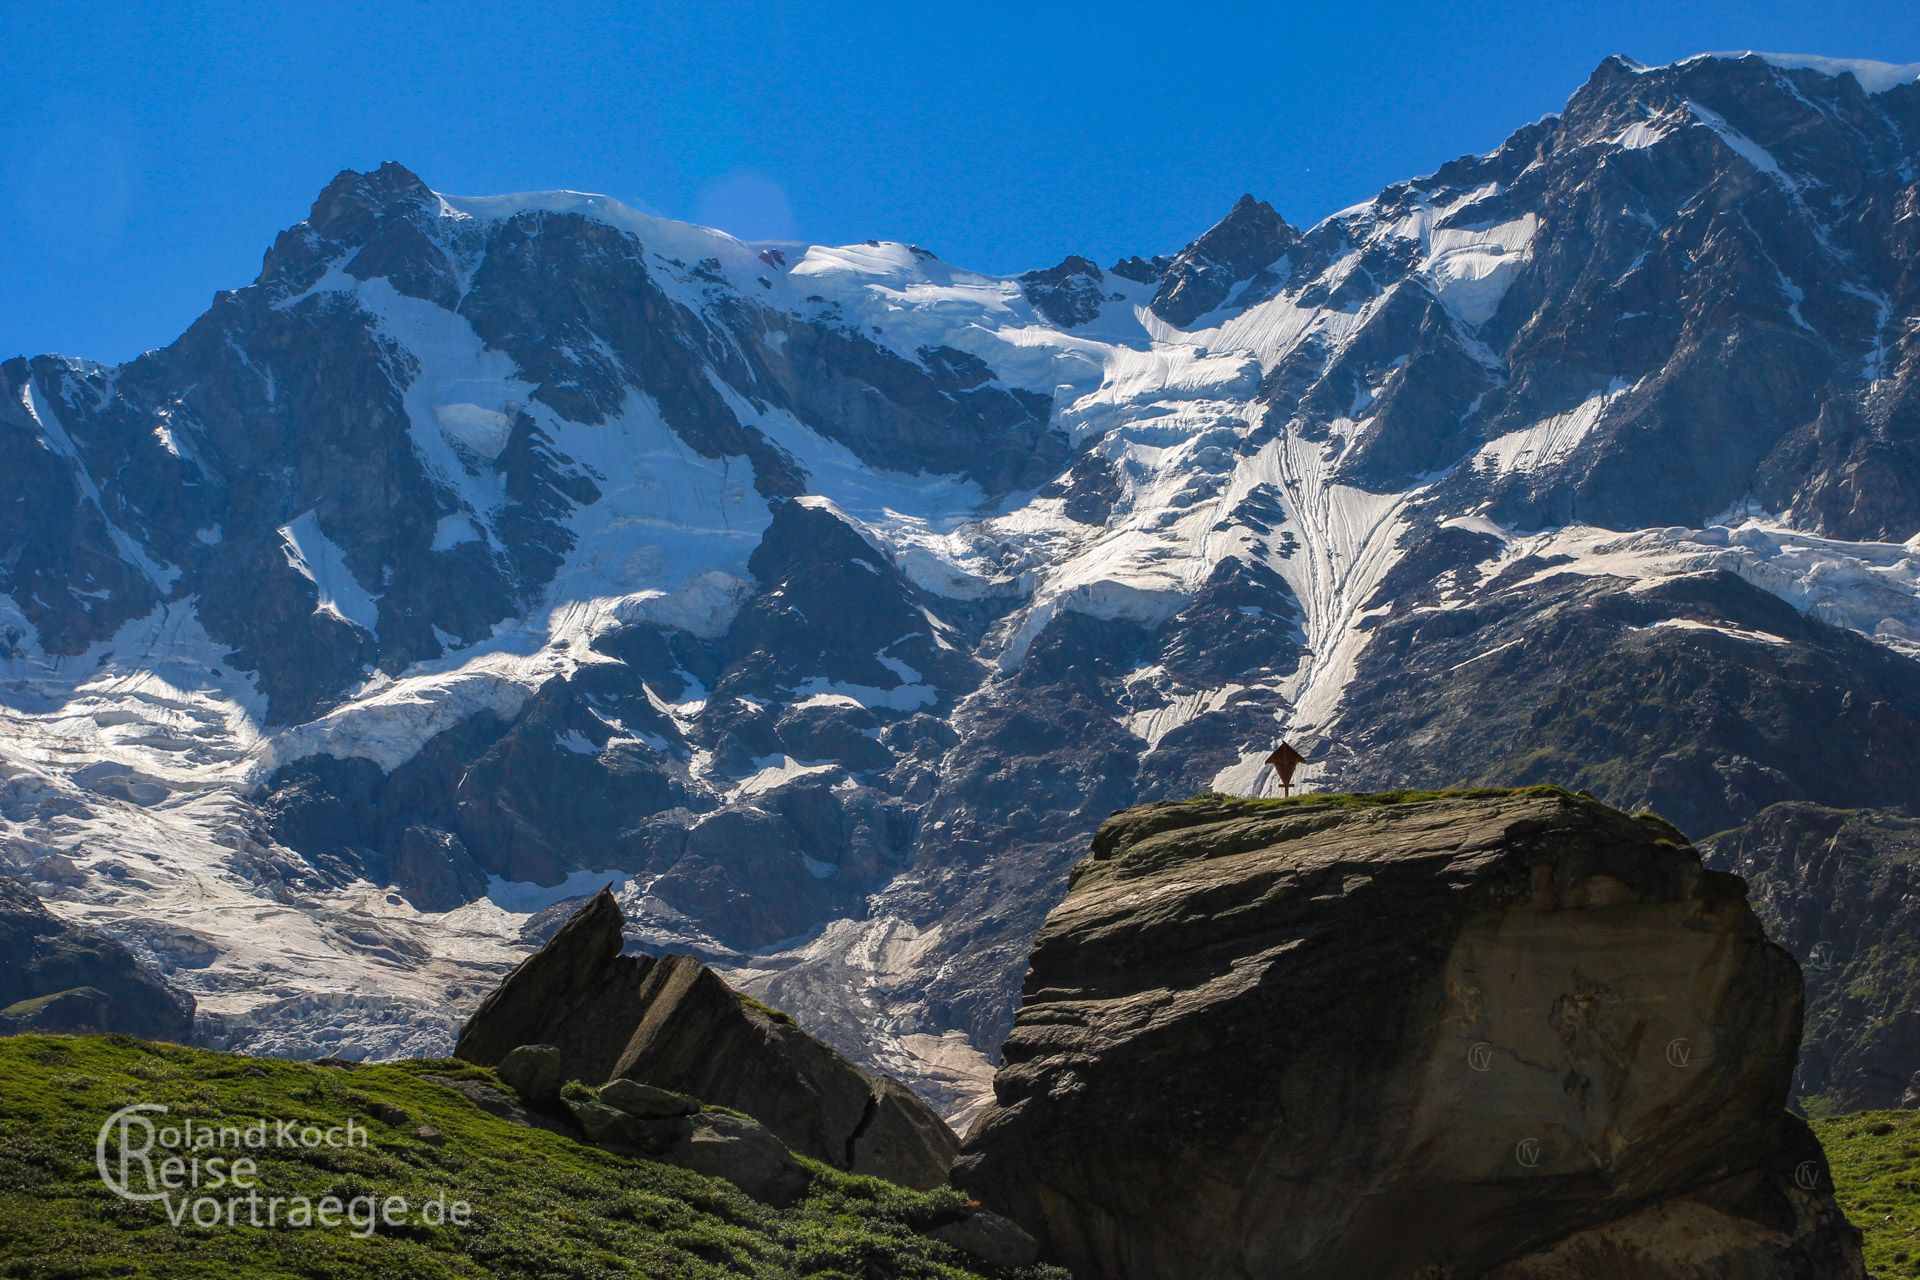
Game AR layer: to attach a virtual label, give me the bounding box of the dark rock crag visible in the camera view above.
[1148,194,1298,326]
[0,877,194,1041]
[455,889,958,1189]
[954,790,1864,1280]
[1020,255,1109,327]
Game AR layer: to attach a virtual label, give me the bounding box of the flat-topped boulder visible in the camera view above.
[954,789,1865,1279]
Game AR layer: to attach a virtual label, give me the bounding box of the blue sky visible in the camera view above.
[5,0,1918,364]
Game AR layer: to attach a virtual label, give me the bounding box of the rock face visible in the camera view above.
[954,791,1864,1280]
[455,890,958,1189]
[1706,803,1920,1111]
[0,877,194,1041]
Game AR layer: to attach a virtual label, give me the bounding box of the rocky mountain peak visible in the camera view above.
[255,159,466,307]
[1149,192,1299,326]
[1560,47,1920,159]
[307,161,440,241]
[1019,254,1107,327]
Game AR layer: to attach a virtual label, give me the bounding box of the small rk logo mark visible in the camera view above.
[1468,1042,1494,1072]
[1794,1160,1821,1191]
[1665,1038,1693,1068]
[1515,1138,1543,1168]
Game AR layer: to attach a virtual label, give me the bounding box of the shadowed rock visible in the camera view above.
[954,790,1865,1280]
[496,1044,564,1103]
[455,889,958,1188]
[453,887,631,1068]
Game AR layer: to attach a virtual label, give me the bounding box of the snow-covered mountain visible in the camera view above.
[7,51,1920,1111]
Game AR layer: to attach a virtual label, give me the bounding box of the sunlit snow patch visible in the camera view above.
[733,755,838,798]
[1474,381,1628,476]
[1687,51,1920,95]
[278,513,381,635]
[1637,618,1791,646]
[1421,214,1539,326]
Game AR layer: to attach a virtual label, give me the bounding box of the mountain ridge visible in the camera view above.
[4,50,1920,1112]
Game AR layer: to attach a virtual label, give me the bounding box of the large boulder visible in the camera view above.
[0,877,194,1042]
[455,889,958,1189]
[953,790,1865,1280]
[674,1110,812,1208]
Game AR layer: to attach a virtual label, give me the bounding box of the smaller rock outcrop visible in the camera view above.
[564,1076,810,1202]
[955,790,1865,1280]
[598,1078,700,1119]
[496,1043,564,1103]
[456,890,959,1189]
[930,1208,1040,1271]
[671,1110,812,1207]
[1108,253,1170,284]
[0,877,194,1041]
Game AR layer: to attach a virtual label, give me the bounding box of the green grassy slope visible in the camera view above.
[1816,1110,1920,1280]
[0,1035,1060,1280]
[2,1035,1909,1278]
